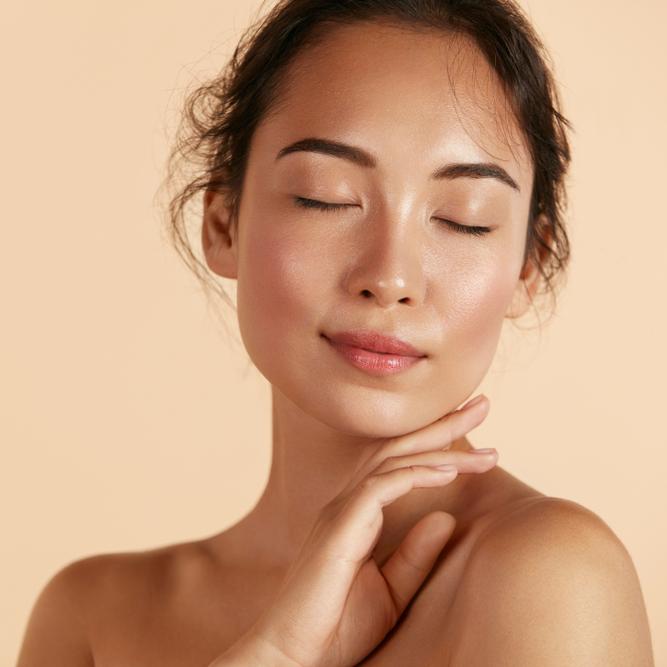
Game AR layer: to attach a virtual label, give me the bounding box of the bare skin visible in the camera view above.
[16,20,654,667]
[16,466,653,666]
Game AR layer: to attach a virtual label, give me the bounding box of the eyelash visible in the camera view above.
[292,197,492,237]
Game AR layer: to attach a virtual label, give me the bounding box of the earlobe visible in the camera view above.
[514,257,542,317]
[202,189,239,280]
[505,215,550,320]
[505,260,538,320]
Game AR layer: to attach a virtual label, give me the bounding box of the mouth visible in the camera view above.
[321,333,427,376]
[321,330,428,357]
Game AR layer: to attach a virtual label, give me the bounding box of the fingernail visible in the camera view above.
[462,394,485,410]
[471,448,496,454]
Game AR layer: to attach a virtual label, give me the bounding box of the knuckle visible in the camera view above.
[441,421,456,444]
[361,474,380,490]
[395,543,428,575]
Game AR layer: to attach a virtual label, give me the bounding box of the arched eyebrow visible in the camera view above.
[276,136,521,192]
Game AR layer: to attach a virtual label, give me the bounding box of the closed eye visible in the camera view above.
[433,217,492,237]
[293,196,354,212]
[293,197,492,236]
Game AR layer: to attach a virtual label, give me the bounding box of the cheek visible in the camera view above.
[235,219,321,371]
[435,255,520,387]
[449,265,515,339]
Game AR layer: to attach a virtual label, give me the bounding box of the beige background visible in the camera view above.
[2,0,665,664]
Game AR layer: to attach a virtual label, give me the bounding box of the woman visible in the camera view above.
[16,0,655,665]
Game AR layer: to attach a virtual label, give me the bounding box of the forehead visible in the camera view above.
[257,20,533,188]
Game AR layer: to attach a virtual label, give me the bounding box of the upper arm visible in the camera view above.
[16,559,95,667]
[446,497,655,667]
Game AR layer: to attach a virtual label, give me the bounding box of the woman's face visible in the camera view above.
[205,21,537,438]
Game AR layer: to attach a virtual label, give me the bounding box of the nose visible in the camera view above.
[343,217,426,308]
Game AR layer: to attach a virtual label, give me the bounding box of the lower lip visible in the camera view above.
[323,336,426,376]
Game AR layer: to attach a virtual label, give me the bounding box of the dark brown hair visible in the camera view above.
[159,0,573,327]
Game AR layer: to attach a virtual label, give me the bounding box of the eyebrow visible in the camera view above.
[276,137,521,192]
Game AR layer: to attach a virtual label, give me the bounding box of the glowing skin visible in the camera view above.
[14,20,655,667]
[203,22,541,570]
[237,34,533,448]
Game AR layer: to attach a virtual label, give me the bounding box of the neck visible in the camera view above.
[235,384,486,571]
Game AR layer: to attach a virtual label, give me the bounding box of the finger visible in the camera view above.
[380,511,456,618]
[373,447,498,475]
[282,466,459,640]
[385,396,490,458]
[341,397,490,495]
[323,466,460,564]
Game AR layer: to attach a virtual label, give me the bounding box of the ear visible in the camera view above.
[505,214,550,320]
[202,189,239,279]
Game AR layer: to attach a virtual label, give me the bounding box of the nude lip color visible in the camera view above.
[323,335,426,376]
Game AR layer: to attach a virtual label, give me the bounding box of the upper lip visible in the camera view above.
[324,329,427,357]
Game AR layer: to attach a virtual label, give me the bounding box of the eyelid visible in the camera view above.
[292,196,492,236]
[433,217,492,237]
[294,197,358,209]
[293,196,356,211]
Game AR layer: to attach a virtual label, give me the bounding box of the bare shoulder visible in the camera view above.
[16,541,212,666]
[471,494,630,557]
[53,540,210,607]
[16,555,96,667]
[445,496,655,666]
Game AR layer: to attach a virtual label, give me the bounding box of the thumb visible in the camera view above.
[380,511,456,617]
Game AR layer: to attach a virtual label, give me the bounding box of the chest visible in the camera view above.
[87,536,477,667]
[87,565,279,667]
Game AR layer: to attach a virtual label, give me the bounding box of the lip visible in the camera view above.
[324,330,427,357]
[321,330,427,377]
